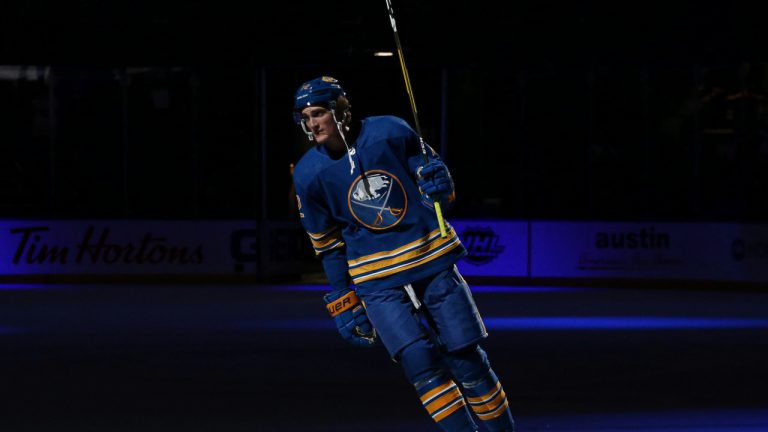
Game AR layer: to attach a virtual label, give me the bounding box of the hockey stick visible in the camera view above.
[385,0,448,239]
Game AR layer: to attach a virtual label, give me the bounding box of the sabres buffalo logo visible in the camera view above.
[348,170,407,230]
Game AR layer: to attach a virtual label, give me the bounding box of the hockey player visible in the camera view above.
[291,76,515,432]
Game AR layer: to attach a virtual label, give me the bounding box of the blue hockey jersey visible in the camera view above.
[292,116,466,294]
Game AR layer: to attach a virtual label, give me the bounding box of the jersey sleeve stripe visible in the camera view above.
[309,231,342,249]
[313,240,345,255]
[306,226,341,241]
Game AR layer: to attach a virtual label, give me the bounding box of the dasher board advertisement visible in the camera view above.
[450,220,528,277]
[0,220,259,275]
[531,221,768,282]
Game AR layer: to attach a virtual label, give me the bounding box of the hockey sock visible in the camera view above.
[415,374,478,432]
[462,368,515,432]
[445,345,515,432]
[399,340,477,431]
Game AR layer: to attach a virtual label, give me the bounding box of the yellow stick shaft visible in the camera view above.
[386,0,448,238]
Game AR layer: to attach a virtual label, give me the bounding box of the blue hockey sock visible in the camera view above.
[444,345,515,432]
[399,340,477,431]
[462,368,515,432]
[415,374,478,432]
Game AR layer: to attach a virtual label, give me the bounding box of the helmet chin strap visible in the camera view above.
[298,108,355,176]
[331,109,356,175]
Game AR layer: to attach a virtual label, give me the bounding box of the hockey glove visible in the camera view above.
[324,288,376,347]
[416,161,455,201]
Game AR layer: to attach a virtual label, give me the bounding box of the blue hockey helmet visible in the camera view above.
[293,76,346,124]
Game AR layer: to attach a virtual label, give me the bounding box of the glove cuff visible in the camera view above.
[325,290,361,317]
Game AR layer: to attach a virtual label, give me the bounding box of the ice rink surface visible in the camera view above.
[1,281,766,431]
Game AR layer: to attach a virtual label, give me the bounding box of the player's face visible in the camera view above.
[301,106,342,148]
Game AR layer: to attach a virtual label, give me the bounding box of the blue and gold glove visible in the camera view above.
[417,160,455,205]
[324,289,376,347]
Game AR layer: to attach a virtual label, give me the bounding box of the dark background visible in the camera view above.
[2,4,768,431]
[1,0,767,222]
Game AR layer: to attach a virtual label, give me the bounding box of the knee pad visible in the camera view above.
[397,338,443,385]
[444,344,490,384]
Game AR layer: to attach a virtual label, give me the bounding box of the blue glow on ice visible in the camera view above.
[0,284,52,290]
[0,326,23,334]
[266,284,582,293]
[483,316,768,330]
[238,316,768,331]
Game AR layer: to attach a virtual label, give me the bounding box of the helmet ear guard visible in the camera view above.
[298,118,315,141]
[297,106,350,142]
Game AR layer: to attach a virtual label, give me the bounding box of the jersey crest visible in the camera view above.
[348,170,407,230]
